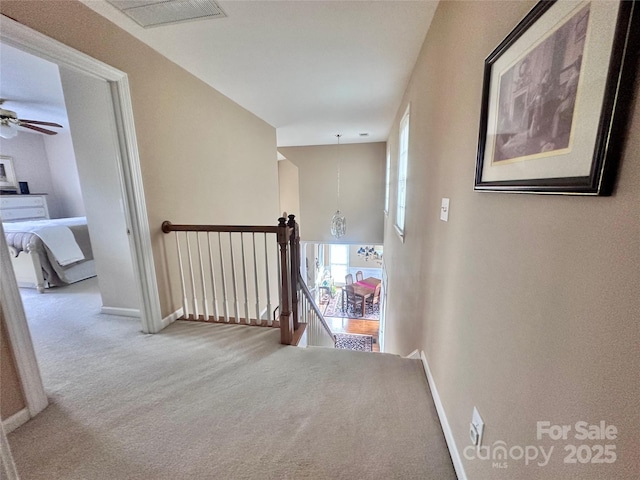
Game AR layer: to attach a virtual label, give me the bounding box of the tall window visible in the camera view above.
[384,149,391,215]
[329,244,349,284]
[396,105,410,236]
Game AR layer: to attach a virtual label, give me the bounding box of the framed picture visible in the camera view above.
[475,0,639,195]
[0,156,18,191]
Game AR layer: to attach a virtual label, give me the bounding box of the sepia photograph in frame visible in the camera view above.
[474,0,639,195]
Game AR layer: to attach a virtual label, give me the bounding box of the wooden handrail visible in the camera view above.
[297,272,335,341]
[162,221,281,234]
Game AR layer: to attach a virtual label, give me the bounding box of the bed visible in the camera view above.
[3,217,96,293]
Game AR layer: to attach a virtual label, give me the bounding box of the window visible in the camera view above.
[396,105,410,236]
[329,244,348,284]
[384,148,390,215]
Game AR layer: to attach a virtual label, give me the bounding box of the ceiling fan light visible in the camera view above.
[0,122,18,139]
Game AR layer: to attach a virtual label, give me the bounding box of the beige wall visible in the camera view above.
[279,142,385,244]
[0,1,280,318]
[384,1,640,478]
[277,159,300,219]
[0,306,26,420]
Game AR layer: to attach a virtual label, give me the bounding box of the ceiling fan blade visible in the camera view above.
[19,123,58,135]
[17,119,63,128]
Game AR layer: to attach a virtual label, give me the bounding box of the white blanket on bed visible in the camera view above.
[3,217,86,266]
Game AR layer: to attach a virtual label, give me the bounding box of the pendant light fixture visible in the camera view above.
[330,134,346,238]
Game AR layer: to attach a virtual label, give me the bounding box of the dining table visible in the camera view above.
[342,277,381,311]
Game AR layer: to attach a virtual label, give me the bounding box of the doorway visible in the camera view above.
[0,15,161,334]
[313,242,384,352]
[0,14,162,432]
[0,43,140,316]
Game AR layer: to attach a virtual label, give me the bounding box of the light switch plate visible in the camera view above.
[440,198,450,221]
[471,406,484,446]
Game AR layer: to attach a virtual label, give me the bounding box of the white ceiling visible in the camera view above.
[81,0,438,146]
[0,43,70,133]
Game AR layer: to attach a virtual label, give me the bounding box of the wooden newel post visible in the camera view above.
[287,214,300,332]
[277,217,293,344]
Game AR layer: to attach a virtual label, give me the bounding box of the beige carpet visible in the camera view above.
[10,279,455,479]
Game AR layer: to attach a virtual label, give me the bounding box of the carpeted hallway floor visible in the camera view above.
[9,279,456,479]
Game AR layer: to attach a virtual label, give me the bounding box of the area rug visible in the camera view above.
[335,333,373,352]
[322,288,380,320]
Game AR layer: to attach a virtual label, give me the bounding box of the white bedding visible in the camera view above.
[3,217,86,266]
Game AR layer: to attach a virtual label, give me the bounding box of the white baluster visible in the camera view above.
[241,233,249,324]
[185,232,199,319]
[252,233,261,325]
[175,232,189,319]
[197,233,209,319]
[264,233,272,326]
[207,233,220,321]
[229,232,240,323]
[218,232,229,322]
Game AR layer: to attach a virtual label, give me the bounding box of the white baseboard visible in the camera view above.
[160,308,183,329]
[405,349,420,359]
[420,351,467,480]
[101,306,140,318]
[2,408,30,434]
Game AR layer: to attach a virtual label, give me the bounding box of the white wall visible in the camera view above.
[59,66,139,312]
[0,133,60,217]
[278,142,386,244]
[43,132,85,218]
[0,127,86,219]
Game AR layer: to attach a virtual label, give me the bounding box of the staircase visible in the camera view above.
[162,215,335,347]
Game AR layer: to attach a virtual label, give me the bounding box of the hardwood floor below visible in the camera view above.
[326,317,380,352]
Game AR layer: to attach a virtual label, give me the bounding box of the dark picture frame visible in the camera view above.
[474,0,639,195]
[0,156,18,192]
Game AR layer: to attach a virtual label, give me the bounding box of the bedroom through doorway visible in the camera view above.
[0,41,141,323]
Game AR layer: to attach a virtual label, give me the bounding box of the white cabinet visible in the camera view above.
[0,195,50,221]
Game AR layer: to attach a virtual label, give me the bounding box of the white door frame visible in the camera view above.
[0,15,162,335]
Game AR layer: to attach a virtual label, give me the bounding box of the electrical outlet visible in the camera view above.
[471,407,484,446]
[440,198,450,221]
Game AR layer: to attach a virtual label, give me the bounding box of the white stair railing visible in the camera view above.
[162,222,282,328]
[163,216,315,346]
[297,273,335,348]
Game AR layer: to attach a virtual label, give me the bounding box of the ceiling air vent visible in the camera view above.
[107,0,226,28]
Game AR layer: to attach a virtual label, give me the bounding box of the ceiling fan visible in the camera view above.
[0,99,63,139]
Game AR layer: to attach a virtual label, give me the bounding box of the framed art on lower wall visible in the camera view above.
[0,156,18,192]
[474,0,639,195]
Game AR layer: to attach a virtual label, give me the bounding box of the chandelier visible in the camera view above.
[357,246,382,262]
[330,134,346,238]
